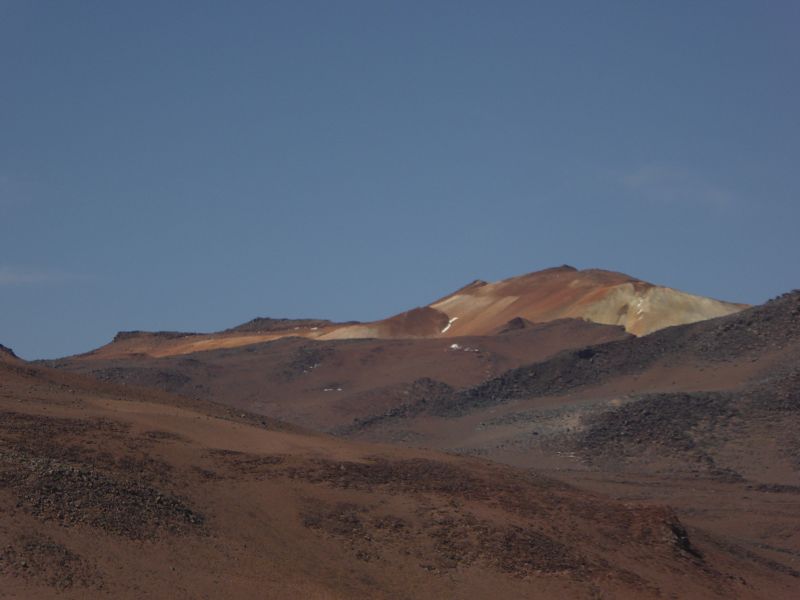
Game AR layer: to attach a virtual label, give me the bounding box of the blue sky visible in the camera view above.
[1,1,798,359]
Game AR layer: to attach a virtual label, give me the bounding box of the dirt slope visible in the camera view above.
[4,359,792,598]
[336,292,800,581]
[344,291,800,451]
[422,266,747,337]
[431,288,800,416]
[44,319,630,432]
[322,265,746,341]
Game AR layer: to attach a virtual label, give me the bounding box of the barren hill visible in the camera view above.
[73,266,746,360]
[45,319,631,432]
[335,291,800,581]
[8,278,800,597]
[4,355,792,598]
[424,266,747,337]
[344,290,800,462]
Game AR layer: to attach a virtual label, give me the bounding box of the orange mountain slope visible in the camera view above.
[425,266,747,337]
[77,266,747,359]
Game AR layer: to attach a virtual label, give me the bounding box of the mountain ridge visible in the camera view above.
[71,266,747,360]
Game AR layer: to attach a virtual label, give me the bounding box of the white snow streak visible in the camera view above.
[441,317,459,334]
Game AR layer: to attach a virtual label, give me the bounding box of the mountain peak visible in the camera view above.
[82,266,749,359]
[425,266,746,337]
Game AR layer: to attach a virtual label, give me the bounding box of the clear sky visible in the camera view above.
[1,1,798,359]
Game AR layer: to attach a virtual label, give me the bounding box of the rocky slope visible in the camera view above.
[4,356,792,598]
[433,289,800,416]
[44,319,630,432]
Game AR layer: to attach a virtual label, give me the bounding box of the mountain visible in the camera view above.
[328,265,748,339]
[341,290,800,469]
[44,265,747,435]
[0,343,22,365]
[442,266,747,336]
[21,269,799,598]
[5,352,794,598]
[338,290,800,581]
[74,266,746,360]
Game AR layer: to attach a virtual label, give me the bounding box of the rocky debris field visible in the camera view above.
[0,532,101,591]
[208,450,706,583]
[111,330,198,343]
[421,291,800,417]
[3,451,203,538]
[341,377,456,434]
[280,344,335,381]
[576,391,741,474]
[300,499,583,576]
[0,412,204,539]
[574,366,800,467]
[3,356,799,599]
[224,317,339,333]
[89,366,196,395]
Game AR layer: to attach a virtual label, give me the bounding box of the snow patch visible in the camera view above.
[441,316,459,334]
[632,296,646,317]
[448,343,479,353]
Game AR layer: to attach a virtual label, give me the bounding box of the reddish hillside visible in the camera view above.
[317,266,747,340]
[337,292,800,582]
[45,319,631,432]
[0,358,795,598]
[74,266,746,360]
[421,266,747,337]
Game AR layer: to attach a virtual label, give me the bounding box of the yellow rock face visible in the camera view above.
[428,267,747,337]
